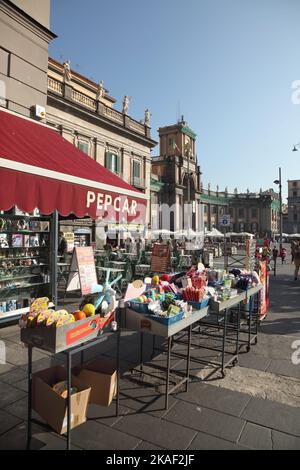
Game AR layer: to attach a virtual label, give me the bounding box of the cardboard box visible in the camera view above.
[74,358,117,407]
[32,366,91,434]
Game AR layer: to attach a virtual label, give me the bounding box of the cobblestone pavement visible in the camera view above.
[0,252,299,450]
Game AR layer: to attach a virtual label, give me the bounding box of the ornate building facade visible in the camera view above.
[151,118,202,232]
[201,187,280,237]
[46,58,157,233]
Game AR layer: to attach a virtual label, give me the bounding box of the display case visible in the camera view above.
[0,210,52,323]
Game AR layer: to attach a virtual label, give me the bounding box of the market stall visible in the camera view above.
[0,108,147,449]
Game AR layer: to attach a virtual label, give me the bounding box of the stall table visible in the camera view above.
[175,292,246,378]
[118,306,209,409]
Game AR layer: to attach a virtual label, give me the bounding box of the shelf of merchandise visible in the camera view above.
[0,264,48,270]
[1,281,50,290]
[0,231,50,234]
[0,256,47,262]
[0,246,48,250]
[0,212,52,325]
[0,273,44,282]
[0,301,55,323]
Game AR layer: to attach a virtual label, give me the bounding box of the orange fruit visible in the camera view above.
[73,310,86,321]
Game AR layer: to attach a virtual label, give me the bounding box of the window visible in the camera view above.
[132,160,141,186]
[293,191,297,198]
[212,206,217,214]
[219,207,224,215]
[229,207,233,216]
[251,208,257,218]
[294,213,298,221]
[203,205,207,214]
[105,152,121,175]
[78,141,89,155]
[293,182,297,187]
[238,208,244,218]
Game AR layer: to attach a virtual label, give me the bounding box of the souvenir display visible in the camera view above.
[0,213,51,322]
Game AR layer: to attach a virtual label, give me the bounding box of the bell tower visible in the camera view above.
[152,117,202,232]
[159,115,197,160]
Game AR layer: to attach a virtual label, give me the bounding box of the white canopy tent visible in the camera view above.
[205,228,224,238]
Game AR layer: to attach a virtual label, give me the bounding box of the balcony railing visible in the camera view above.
[47,76,150,138]
[102,106,124,125]
[72,89,96,111]
[47,77,63,95]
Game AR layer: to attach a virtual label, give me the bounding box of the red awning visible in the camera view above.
[0,109,147,223]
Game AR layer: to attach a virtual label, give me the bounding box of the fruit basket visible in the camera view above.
[150,311,184,325]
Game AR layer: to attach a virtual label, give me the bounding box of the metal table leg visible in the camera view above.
[165,337,171,410]
[248,297,253,351]
[67,352,72,450]
[185,326,192,392]
[116,324,121,417]
[221,309,228,377]
[151,335,155,359]
[235,302,241,361]
[140,332,144,375]
[26,345,32,450]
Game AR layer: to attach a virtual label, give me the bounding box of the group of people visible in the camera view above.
[272,241,300,281]
[272,246,287,265]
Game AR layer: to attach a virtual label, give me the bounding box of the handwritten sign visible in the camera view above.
[66,247,98,295]
[150,243,170,273]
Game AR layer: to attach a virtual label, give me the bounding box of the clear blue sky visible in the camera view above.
[50,0,300,201]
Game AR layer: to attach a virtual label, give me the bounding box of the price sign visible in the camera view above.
[66,247,98,295]
[150,243,170,272]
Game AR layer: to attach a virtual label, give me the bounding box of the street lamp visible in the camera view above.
[273,167,282,250]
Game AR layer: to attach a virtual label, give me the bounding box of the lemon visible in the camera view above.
[82,303,96,317]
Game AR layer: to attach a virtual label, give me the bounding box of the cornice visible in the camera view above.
[1,0,56,42]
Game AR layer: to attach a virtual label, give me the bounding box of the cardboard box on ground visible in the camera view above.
[73,358,117,407]
[32,366,91,435]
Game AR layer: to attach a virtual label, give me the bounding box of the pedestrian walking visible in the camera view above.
[280,247,287,264]
[291,241,297,263]
[293,242,300,280]
[272,246,278,275]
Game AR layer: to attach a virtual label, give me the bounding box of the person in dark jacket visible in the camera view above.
[58,231,67,256]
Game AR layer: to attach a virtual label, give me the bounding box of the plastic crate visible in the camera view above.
[151,311,184,325]
[126,300,150,314]
[187,297,210,310]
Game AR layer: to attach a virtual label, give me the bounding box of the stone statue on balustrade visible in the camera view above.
[122,95,131,114]
[96,80,104,100]
[144,108,151,126]
[63,60,72,83]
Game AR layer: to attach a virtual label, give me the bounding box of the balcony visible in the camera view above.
[47,76,151,140]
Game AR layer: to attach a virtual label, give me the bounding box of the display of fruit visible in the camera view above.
[82,303,96,317]
[73,310,86,321]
